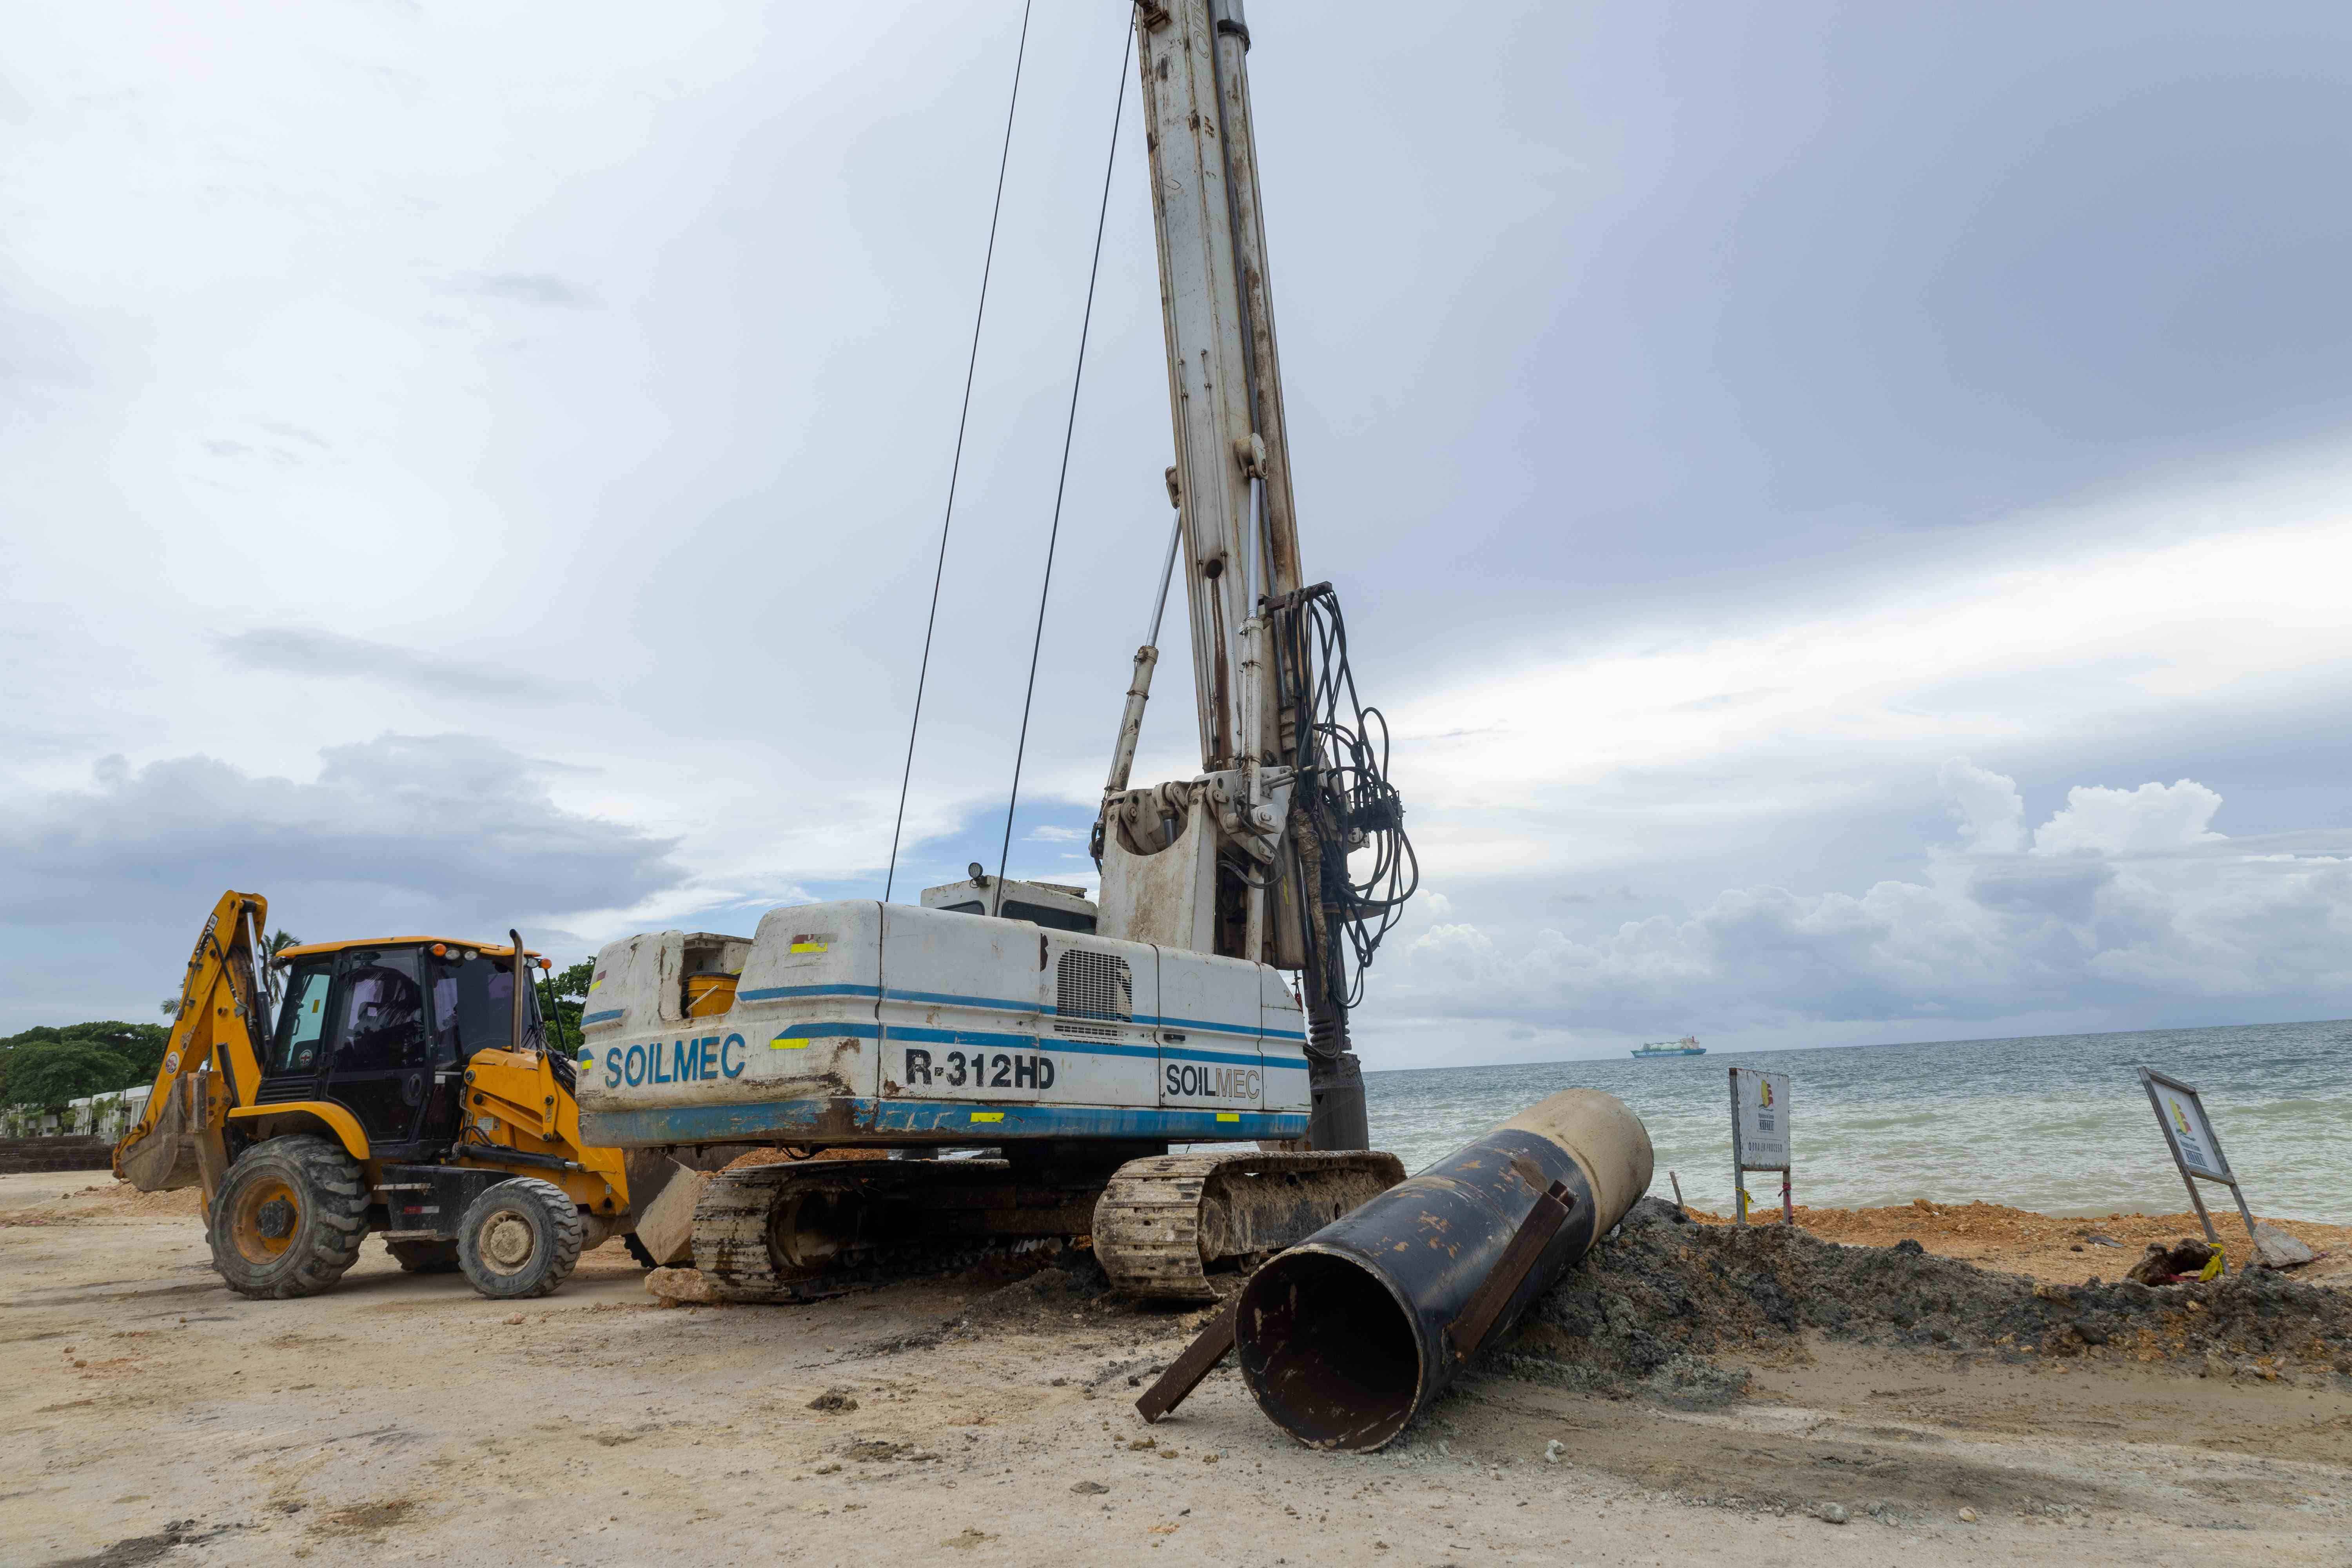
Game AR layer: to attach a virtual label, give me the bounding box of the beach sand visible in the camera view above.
[3,1171,2346,1566]
[1690,1198,2352,1285]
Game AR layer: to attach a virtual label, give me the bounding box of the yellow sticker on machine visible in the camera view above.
[969,1111,1004,1123]
[771,1033,809,1050]
[1216,1112,1240,1122]
[788,933,832,955]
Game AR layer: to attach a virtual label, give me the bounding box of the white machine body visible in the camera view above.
[573,900,1310,1149]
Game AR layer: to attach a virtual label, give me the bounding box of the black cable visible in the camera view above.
[1276,585,1419,1027]
[883,0,1036,904]
[991,16,1135,911]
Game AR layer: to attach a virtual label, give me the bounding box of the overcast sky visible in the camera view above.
[7,2,2352,1065]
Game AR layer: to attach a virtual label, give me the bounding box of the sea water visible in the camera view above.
[1363,1018,2351,1222]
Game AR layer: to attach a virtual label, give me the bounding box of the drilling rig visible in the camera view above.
[573,0,1416,1301]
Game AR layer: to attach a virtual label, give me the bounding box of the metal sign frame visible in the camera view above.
[2136,1067,2258,1251]
[1728,1066,1792,1226]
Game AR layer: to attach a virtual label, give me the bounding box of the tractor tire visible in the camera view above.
[456,1178,584,1301]
[209,1134,370,1300]
[386,1238,462,1274]
[623,1232,658,1269]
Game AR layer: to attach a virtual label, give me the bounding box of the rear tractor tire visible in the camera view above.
[456,1178,584,1300]
[386,1238,462,1274]
[209,1134,370,1300]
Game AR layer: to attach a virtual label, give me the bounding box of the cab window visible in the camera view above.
[334,950,428,1073]
[428,953,541,1062]
[270,962,336,1075]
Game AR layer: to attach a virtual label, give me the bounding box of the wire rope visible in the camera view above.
[882,0,1036,904]
[990,17,1135,911]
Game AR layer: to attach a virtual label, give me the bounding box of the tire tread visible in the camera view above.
[209,1134,370,1301]
[456,1177,584,1300]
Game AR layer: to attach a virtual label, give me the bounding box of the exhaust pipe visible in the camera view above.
[1233,1089,1653,1451]
[510,928,531,1056]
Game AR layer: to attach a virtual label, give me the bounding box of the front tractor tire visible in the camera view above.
[209,1134,370,1300]
[456,1178,585,1301]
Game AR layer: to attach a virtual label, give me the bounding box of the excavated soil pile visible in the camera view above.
[1503,1197,2352,1405]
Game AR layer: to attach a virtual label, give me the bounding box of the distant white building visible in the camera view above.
[0,1084,150,1140]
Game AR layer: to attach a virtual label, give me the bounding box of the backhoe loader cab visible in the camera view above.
[118,893,643,1304]
[265,938,546,1160]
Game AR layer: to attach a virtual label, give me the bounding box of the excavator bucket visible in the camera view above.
[117,1074,202,1192]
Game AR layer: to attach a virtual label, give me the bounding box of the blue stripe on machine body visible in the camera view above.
[738,983,883,1003]
[579,1097,1308,1147]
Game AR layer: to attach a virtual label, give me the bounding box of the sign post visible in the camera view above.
[2136,1067,2258,1255]
[1729,1067,1792,1226]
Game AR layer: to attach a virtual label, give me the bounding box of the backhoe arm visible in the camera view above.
[116,889,275,1205]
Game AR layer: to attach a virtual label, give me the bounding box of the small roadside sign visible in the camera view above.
[2136,1067,2258,1256]
[1729,1067,1792,1225]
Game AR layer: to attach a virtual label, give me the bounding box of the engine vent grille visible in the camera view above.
[1054,949,1131,1039]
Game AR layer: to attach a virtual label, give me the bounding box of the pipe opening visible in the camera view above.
[1238,1249,1421,1450]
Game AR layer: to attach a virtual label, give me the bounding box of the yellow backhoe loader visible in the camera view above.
[116,890,664,1300]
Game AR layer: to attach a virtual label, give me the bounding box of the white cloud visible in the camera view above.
[1939,758,2024,854]
[1367,764,2352,1061]
[2031,779,2223,856]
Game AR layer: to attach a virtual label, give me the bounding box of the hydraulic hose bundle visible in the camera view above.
[1269,583,1419,1049]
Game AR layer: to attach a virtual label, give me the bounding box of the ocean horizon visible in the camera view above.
[1361,1017,2350,1223]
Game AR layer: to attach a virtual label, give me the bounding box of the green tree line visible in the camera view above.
[0,1022,169,1109]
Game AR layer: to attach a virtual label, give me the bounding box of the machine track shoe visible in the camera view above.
[1092,1150,1405,1301]
[687,1158,1101,1303]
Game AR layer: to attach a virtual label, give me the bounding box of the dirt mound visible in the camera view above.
[1503,1197,2352,1401]
[0,1180,203,1225]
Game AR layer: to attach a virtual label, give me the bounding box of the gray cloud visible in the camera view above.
[1550,885,1637,906]
[0,734,683,926]
[464,271,599,308]
[0,735,686,1029]
[216,627,584,702]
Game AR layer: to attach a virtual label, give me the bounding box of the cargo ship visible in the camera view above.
[1631,1036,1705,1058]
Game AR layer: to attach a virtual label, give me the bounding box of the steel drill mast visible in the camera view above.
[1097,0,1372,1149]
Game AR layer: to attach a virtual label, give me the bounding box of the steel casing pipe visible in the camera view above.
[1234,1088,1654,1451]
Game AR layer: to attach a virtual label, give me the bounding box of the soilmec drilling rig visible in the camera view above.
[116,890,665,1301]
[573,0,1417,1301]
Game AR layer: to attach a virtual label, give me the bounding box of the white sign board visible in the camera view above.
[2140,1069,2231,1183]
[1731,1068,1791,1169]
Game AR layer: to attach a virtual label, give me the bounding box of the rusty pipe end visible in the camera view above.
[1236,1243,1424,1452]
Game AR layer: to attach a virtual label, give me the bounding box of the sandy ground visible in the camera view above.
[1691,1199,2352,1286]
[4,1171,2348,1567]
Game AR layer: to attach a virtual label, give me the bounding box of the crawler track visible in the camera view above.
[1092,1150,1405,1301]
[689,1158,1102,1303]
[688,1148,1406,1303]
